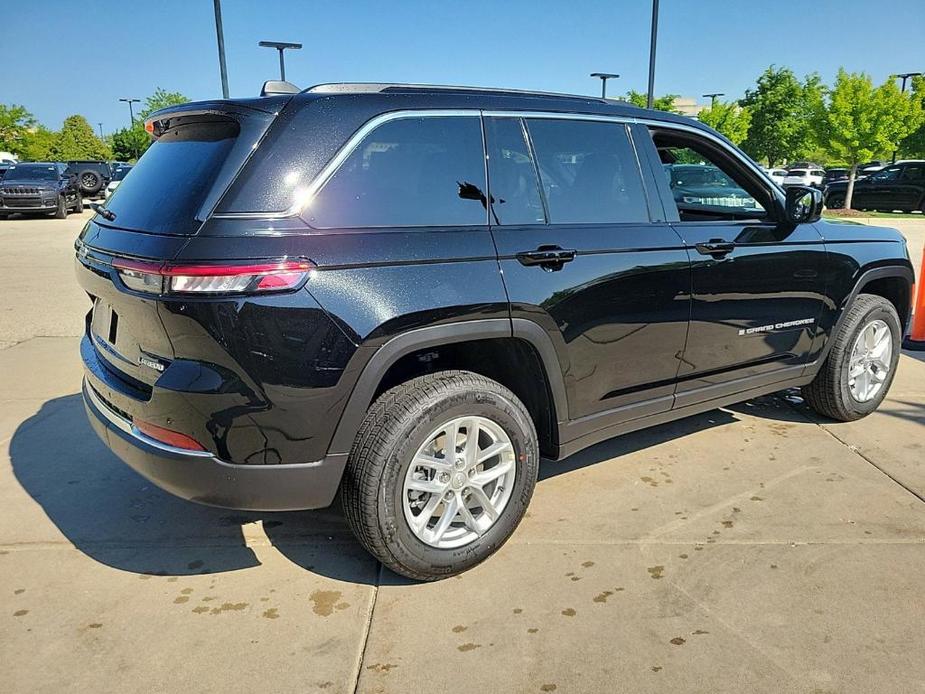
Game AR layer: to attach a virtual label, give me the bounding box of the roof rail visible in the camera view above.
[305,82,610,103]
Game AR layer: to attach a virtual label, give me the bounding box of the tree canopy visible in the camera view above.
[697,100,752,145]
[739,67,824,166]
[625,90,680,113]
[819,69,923,207]
[0,104,37,155]
[51,115,111,160]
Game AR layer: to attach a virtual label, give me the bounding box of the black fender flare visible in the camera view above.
[327,318,569,455]
[815,264,914,366]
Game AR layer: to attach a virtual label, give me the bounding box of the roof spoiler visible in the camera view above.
[261,80,300,96]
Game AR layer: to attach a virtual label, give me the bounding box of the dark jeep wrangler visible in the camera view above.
[76,84,914,580]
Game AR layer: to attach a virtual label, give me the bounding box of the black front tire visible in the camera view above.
[53,196,68,219]
[73,195,84,213]
[802,294,901,421]
[341,370,539,581]
[826,195,845,209]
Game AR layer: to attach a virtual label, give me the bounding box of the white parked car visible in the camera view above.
[104,165,133,198]
[783,168,825,188]
[763,168,788,186]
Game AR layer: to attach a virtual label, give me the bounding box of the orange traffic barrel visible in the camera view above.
[903,246,925,351]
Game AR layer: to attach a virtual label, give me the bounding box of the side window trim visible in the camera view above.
[520,117,551,225]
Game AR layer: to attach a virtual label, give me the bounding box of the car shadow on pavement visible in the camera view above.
[9,394,377,584]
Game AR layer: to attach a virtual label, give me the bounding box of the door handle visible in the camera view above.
[695,240,735,258]
[516,245,577,270]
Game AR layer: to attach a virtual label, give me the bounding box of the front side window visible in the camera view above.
[872,167,901,182]
[525,119,648,224]
[304,116,487,228]
[485,118,545,225]
[651,129,768,222]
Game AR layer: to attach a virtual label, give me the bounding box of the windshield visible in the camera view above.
[111,166,132,181]
[671,166,729,186]
[787,170,807,177]
[3,164,58,182]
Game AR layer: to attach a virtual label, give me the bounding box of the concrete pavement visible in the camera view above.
[1,213,923,693]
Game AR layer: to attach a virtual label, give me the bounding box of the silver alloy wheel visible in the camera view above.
[847,318,892,402]
[402,415,516,549]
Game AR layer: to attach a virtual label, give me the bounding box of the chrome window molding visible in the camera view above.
[212,108,781,220]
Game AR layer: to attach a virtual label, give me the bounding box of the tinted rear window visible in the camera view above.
[103,119,239,234]
[787,170,807,176]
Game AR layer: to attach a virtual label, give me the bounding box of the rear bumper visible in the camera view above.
[82,379,347,511]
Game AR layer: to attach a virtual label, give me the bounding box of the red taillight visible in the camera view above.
[112,259,313,295]
[134,419,206,451]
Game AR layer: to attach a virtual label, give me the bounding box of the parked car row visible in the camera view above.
[0,160,132,219]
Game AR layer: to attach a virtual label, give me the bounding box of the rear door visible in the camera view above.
[486,115,690,432]
[895,163,925,210]
[640,125,826,403]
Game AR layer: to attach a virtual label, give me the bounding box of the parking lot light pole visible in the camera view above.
[703,92,724,108]
[259,41,302,81]
[590,73,620,99]
[891,72,923,162]
[213,0,230,98]
[646,0,659,109]
[97,123,104,139]
[118,98,141,126]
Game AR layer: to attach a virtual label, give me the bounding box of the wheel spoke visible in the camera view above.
[406,476,445,494]
[430,496,459,542]
[849,360,866,378]
[476,440,512,464]
[468,486,499,521]
[462,419,480,466]
[864,325,877,350]
[411,494,442,533]
[855,370,870,400]
[414,453,452,471]
[457,499,482,535]
[471,459,515,487]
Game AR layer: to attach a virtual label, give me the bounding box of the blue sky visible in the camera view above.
[4,0,923,134]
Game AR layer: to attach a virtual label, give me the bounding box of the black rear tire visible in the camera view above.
[802,294,901,421]
[341,370,539,581]
[826,195,845,209]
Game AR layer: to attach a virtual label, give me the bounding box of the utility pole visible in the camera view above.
[891,72,922,162]
[213,0,230,98]
[590,73,620,98]
[646,0,659,109]
[97,122,104,139]
[259,41,302,81]
[118,98,141,125]
[703,92,724,108]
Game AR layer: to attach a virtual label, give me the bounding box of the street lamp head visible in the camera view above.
[590,73,619,79]
[259,41,302,50]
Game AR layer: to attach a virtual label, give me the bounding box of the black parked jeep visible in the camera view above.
[0,162,83,218]
[66,160,112,198]
[825,160,925,213]
[76,84,914,580]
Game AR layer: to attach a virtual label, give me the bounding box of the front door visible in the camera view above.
[485,115,691,432]
[640,126,827,404]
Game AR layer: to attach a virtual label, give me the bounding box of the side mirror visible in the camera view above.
[785,186,823,224]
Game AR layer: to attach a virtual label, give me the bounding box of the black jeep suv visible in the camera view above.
[825,160,925,213]
[0,162,83,218]
[66,160,112,198]
[76,84,914,580]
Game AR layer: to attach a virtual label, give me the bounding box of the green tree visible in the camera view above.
[697,101,752,145]
[820,70,924,208]
[625,90,680,113]
[740,67,824,166]
[0,104,37,155]
[110,126,150,162]
[19,126,58,160]
[899,74,925,158]
[51,115,111,160]
[139,87,190,120]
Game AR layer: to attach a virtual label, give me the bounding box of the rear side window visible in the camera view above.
[485,117,545,225]
[304,116,487,228]
[525,119,648,224]
[104,119,239,235]
[901,165,925,181]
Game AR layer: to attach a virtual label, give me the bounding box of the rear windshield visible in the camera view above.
[787,170,807,176]
[103,119,239,234]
